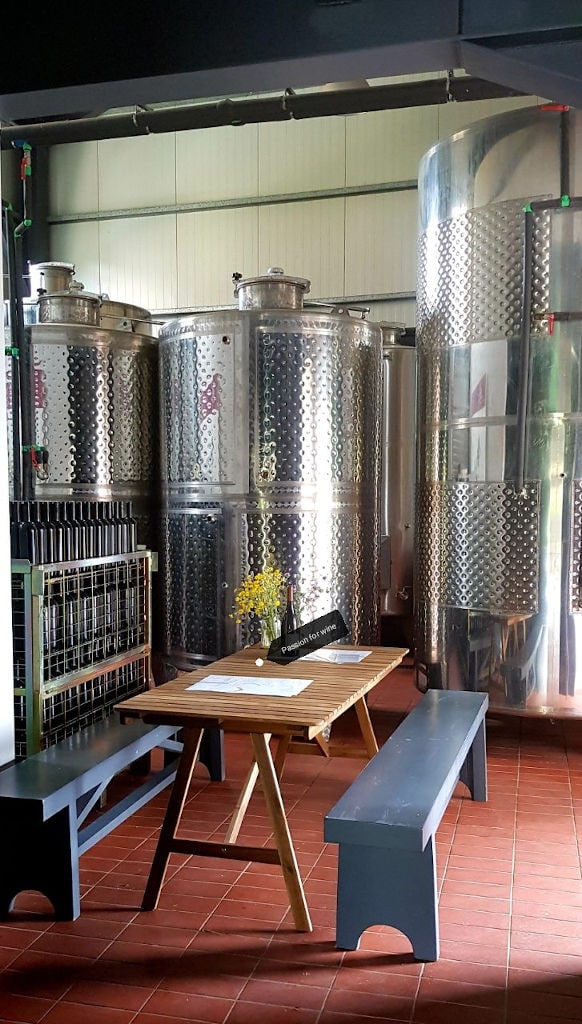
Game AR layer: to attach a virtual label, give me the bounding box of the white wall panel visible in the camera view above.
[176,125,258,203]
[99,215,177,310]
[345,190,418,296]
[258,117,345,195]
[50,221,101,293]
[2,150,23,208]
[438,96,537,140]
[177,206,258,308]
[49,142,98,217]
[369,299,417,328]
[346,106,439,186]
[258,198,344,298]
[98,134,176,211]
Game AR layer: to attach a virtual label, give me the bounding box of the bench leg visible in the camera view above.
[0,804,80,921]
[198,727,225,782]
[459,720,488,802]
[335,837,439,962]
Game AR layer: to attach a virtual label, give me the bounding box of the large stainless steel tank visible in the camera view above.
[159,267,382,668]
[29,303,159,543]
[416,104,582,716]
[380,324,415,632]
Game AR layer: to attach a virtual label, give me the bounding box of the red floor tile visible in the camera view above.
[5,667,582,1022]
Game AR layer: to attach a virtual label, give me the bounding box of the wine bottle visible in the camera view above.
[88,502,103,558]
[79,575,93,666]
[64,571,79,672]
[48,502,64,563]
[125,501,138,552]
[48,583,63,677]
[9,502,19,558]
[33,501,49,564]
[74,501,89,560]
[19,502,38,563]
[114,500,129,554]
[126,565,138,649]
[105,564,118,656]
[280,584,298,642]
[58,501,74,562]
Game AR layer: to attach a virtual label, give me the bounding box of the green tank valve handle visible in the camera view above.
[4,347,19,357]
[561,195,571,207]
[523,203,533,213]
[14,218,32,238]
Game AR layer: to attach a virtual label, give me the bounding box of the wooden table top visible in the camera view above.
[116,645,408,740]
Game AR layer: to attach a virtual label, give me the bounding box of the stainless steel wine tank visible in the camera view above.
[29,314,158,545]
[158,268,382,668]
[416,104,582,716]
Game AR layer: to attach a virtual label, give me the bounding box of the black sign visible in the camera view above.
[267,609,348,665]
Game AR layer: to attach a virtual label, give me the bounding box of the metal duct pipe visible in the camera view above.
[0,77,525,149]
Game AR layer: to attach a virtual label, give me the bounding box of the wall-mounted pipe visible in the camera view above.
[0,76,525,149]
[515,208,534,494]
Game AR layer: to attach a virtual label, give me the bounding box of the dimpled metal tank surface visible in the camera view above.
[30,312,159,544]
[158,268,382,668]
[416,104,582,716]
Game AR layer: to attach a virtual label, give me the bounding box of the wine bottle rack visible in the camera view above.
[11,550,156,759]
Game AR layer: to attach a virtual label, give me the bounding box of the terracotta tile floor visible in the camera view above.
[2,663,582,1023]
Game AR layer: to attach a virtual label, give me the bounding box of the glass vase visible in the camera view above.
[260,618,281,647]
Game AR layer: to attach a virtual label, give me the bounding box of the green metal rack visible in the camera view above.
[11,550,156,758]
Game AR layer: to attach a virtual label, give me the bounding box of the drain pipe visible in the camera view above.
[3,203,22,501]
[12,141,32,238]
[0,76,526,149]
[515,208,534,494]
[8,141,35,499]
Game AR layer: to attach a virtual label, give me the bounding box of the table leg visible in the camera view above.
[226,734,291,844]
[354,697,379,757]
[273,733,292,777]
[313,732,330,756]
[250,732,312,932]
[225,733,271,844]
[142,726,203,911]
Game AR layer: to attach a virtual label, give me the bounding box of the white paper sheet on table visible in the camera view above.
[186,674,313,697]
[301,649,372,664]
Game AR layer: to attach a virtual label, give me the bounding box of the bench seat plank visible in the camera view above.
[0,719,177,812]
[325,690,488,852]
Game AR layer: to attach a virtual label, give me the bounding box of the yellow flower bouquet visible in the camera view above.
[232,566,287,646]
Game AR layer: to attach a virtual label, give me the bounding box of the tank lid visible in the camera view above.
[233,266,311,309]
[37,289,101,302]
[30,261,75,271]
[378,321,406,348]
[99,295,152,316]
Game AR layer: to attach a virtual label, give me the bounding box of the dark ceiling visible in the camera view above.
[0,1,581,124]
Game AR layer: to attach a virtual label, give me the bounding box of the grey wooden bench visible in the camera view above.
[0,717,184,920]
[324,689,488,961]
